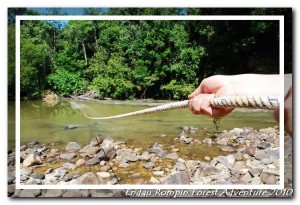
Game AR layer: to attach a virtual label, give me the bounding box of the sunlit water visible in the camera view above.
[8,99,277,160]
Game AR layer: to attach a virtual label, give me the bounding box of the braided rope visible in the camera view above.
[84,96,278,120]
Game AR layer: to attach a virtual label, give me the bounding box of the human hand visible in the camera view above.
[188,75,236,118]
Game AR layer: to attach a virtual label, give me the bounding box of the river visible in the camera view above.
[8,99,277,159]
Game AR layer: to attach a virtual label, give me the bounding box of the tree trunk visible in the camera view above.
[82,42,87,65]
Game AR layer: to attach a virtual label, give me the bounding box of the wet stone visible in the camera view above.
[65,142,81,152]
[220,146,236,153]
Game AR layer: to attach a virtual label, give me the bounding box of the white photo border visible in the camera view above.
[15,15,285,190]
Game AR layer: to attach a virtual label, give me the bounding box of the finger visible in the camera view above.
[188,85,203,99]
[189,94,215,116]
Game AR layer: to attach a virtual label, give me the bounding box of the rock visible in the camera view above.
[229,128,244,136]
[200,166,219,177]
[100,136,114,148]
[20,167,33,176]
[86,147,100,156]
[128,173,141,178]
[260,172,277,184]
[240,172,252,183]
[46,168,53,174]
[173,161,186,171]
[119,162,129,168]
[249,168,262,176]
[262,169,280,176]
[53,167,68,179]
[179,131,188,138]
[65,142,81,152]
[27,140,39,147]
[63,162,76,170]
[254,150,268,160]
[100,161,106,166]
[44,189,64,197]
[244,147,256,156]
[261,158,272,165]
[217,156,230,168]
[265,148,279,158]
[8,176,15,184]
[160,171,190,185]
[7,184,15,195]
[189,127,198,134]
[19,189,41,197]
[165,152,178,160]
[259,127,276,135]
[20,145,27,151]
[97,172,111,179]
[204,156,211,161]
[75,172,104,184]
[216,138,228,146]
[79,144,93,153]
[107,178,119,185]
[233,152,243,161]
[90,135,104,146]
[148,147,167,157]
[90,189,113,197]
[226,155,236,167]
[100,165,111,172]
[75,159,86,167]
[139,152,152,160]
[119,150,138,162]
[60,153,76,160]
[215,163,229,173]
[22,154,42,167]
[150,176,160,184]
[63,190,85,197]
[85,158,100,166]
[95,147,116,161]
[25,177,39,185]
[251,176,262,185]
[20,175,29,181]
[220,146,236,153]
[153,171,164,177]
[31,173,45,180]
[182,137,193,144]
[257,141,271,149]
[143,161,154,169]
[202,138,212,145]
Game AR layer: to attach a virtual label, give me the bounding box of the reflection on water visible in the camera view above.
[8,100,277,158]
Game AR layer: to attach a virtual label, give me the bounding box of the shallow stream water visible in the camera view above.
[8,99,277,160]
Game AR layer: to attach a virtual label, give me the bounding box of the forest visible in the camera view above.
[8,8,292,100]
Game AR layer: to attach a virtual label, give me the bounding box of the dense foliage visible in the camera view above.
[8,8,292,100]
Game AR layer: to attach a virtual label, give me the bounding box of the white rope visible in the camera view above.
[84,96,278,120]
[210,96,278,110]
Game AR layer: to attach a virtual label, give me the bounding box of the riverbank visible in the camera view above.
[8,126,292,197]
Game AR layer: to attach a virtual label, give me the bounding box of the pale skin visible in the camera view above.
[188,74,292,135]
